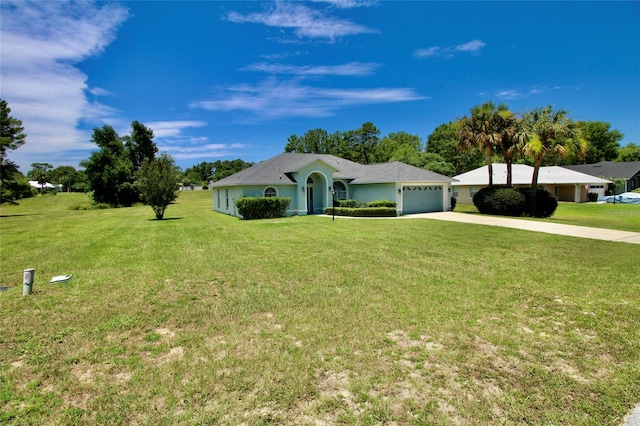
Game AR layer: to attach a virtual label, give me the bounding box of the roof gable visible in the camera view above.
[212,153,455,187]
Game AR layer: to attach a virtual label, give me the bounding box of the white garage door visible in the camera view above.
[403,185,443,214]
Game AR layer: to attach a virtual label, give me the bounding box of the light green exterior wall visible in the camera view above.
[213,185,296,217]
[351,183,396,204]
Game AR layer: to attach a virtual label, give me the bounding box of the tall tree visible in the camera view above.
[617,143,640,162]
[522,106,577,215]
[1,99,29,203]
[51,165,83,192]
[577,121,623,163]
[426,121,483,175]
[376,131,423,163]
[343,122,380,164]
[125,121,158,171]
[458,101,509,185]
[82,125,136,206]
[284,129,343,156]
[137,153,180,220]
[498,112,527,187]
[1,99,26,158]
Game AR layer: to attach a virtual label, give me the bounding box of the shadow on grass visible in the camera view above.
[147,217,183,221]
[0,213,42,218]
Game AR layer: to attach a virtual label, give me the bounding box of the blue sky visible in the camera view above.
[2,0,639,172]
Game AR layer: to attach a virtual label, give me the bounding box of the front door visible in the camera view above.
[307,187,314,214]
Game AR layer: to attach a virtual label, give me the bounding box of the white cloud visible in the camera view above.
[0,0,129,169]
[190,78,425,119]
[455,39,486,52]
[146,121,208,138]
[311,0,378,8]
[158,138,248,161]
[414,39,486,59]
[227,1,375,41]
[242,62,380,76]
[494,86,546,100]
[414,47,440,58]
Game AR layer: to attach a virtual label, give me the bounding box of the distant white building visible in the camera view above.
[452,164,611,204]
[28,181,62,191]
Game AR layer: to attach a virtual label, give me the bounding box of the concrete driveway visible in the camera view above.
[402,211,640,244]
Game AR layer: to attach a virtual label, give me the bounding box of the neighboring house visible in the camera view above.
[452,164,611,204]
[562,161,640,193]
[28,181,61,191]
[211,152,456,218]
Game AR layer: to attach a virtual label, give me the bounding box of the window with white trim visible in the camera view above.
[469,186,478,198]
[264,187,277,197]
[333,181,347,200]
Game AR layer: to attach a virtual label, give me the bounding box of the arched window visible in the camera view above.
[264,187,277,197]
[333,181,347,200]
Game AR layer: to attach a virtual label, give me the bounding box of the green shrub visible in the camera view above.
[324,207,397,217]
[473,186,526,217]
[367,199,396,208]
[236,196,291,220]
[587,192,599,202]
[518,187,558,218]
[336,199,363,208]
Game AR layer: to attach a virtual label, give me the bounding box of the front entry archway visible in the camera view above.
[304,173,328,215]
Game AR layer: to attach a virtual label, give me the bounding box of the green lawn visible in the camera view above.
[1,192,639,425]
[455,201,640,232]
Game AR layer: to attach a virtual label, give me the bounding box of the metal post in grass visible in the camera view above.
[331,188,336,221]
[23,268,34,296]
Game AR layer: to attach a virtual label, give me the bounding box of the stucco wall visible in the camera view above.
[213,185,297,217]
[351,183,396,204]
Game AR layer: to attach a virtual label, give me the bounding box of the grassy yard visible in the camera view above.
[455,202,640,233]
[1,192,639,425]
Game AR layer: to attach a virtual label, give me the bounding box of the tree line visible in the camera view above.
[2,97,640,210]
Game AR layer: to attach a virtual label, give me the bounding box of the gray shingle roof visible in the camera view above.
[562,161,640,180]
[211,153,455,187]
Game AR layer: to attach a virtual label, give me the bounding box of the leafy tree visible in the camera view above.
[210,159,254,182]
[284,128,344,156]
[50,166,83,192]
[389,144,426,167]
[125,120,158,170]
[82,121,159,206]
[577,121,623,163]
[376,131,424,164]
[0,99,26,159]
[0,99,28,203]
[28,162,53,192]
[426,121,482,175]
[343,122,380,164]
[82,125,136,206]
[458,101,510,185]
[137,153,180,220]
[617,143,640,162]
[522,106,577,215]
[422,152,456,177]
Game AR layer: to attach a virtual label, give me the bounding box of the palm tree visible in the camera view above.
[458,101,509,186]
[522,106,577,214]
[499,111,527,187]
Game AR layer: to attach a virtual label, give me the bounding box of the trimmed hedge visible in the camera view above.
[472,185,558,218]
[324,207,397,217]
[336,199,364,208]
[367,199,396,208]
[473,186,526,217]
[235,196,291,220]
[519,187,558,218]
[587,192,599,202]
